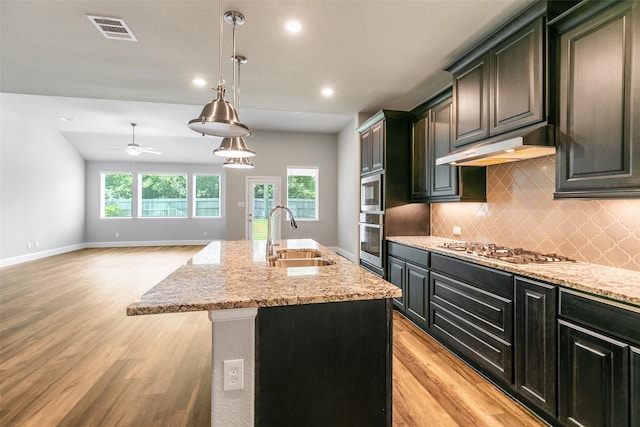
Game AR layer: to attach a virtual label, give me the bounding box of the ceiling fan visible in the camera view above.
[120,123,161,156]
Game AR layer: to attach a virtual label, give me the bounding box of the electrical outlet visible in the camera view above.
[453,226,462,236]
[203,231,208,237]
[35,241,40,248]
[115,232,120,238]
[223,359,244,391]
[27,241,32,249]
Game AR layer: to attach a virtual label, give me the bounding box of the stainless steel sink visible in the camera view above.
[269,258,334,267]
[275,248,322,259]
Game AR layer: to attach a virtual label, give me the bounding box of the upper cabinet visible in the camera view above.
[410,89,487,203]
[360,120,385,175]
[448,12,546,149]
[551,0,640,199]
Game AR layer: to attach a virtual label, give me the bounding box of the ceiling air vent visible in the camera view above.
[87,15,137,41]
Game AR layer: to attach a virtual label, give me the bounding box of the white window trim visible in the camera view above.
[286,166,319,221]
[137,172,189,219]
[100,171,133,219]
[193,173,222,218]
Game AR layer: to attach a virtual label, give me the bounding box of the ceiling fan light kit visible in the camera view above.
[125,123,161,156]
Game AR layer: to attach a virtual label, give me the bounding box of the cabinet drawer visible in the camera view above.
[430,299,512,382]
[387,242,429,268]
[430,271,513,341]
[430,253,513,299]
[559,289,640,346]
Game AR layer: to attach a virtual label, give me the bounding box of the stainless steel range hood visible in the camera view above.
[436,122,556,167]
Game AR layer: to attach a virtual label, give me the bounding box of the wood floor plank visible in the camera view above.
[1,246,545,426]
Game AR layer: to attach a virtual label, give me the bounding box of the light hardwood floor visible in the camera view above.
[0,246,545,426]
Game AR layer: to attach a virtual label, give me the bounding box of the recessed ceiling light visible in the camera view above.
[193,78,207,87]
[59,117,78,122]
[321,87,334,97]
[284,20,302,33]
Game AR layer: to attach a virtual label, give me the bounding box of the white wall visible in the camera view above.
[85,161,226,244]
[0,104,86,262]
[225,130,338,246]
[336,116,361,261]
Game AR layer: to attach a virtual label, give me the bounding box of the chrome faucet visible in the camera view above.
[266,205,298,259]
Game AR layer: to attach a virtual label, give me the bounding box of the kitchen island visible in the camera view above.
[127,239,401,427]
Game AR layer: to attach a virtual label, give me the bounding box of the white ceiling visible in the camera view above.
[0,0,534,164]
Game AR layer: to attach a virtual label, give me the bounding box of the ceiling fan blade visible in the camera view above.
[142,149,162,155]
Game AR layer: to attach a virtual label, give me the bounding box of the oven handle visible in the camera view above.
[359,222,381,229]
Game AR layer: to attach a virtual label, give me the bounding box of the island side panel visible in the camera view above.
[255,298,393,427]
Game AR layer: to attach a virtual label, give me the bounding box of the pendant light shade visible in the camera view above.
[223,156,255,169]
[188,88,251,137]
[187,5,250,138]
[214,136,255,158]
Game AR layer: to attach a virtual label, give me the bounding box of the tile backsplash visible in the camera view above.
[431,156,640,272]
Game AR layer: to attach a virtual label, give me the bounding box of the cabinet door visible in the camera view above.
[429,97,457,198]
[558,320,629,427]
[405,262,428,329]
[514,278,556,417]
[411,117,428,199]
[370,121,384,173]
[556,1,640,197]
[632,346,640,427]
[360,129,371,175]
[387,256,406,311]
[490,17,543,136]
[452,54,490,147]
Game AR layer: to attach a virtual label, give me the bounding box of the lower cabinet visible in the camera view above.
[632,347,640,427]
[385,244,640,426]
[557,289,640,427]
[514,277,557,418]
[558,320,629,426]
[429,254,514,384]
[386,242,429,330]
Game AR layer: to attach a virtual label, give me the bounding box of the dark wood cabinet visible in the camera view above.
[360,120,384,175]
[632,346,640,427]
[451,55,490,148]
[490,16,544,135]
[429,254,514,383]
[514,277,556,417]
[387,255,406,311]
[256,299,393,427]
[449,14,546,148]
[558,319,629,427]
[405,263,428,328]
[410,89,487,203]
[553,0,640,198]
[411,116,428,199]
[429,97,457,198]
[386,242,429,329]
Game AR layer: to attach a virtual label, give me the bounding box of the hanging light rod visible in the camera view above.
[187,8,250,138]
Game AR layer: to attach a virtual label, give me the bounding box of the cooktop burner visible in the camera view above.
[440,242,575,264]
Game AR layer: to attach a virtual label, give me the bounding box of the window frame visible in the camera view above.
[193,173,222,218]
[286,166,319,221]
[100,171,133,219]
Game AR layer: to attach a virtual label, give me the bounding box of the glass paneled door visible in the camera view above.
[246,177,281,241]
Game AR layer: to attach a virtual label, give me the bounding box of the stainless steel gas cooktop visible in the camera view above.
[439,242,575,264]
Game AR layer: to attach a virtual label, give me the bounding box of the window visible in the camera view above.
[287,167,318,220]
[139,173,187,217]
[194,174,221,217]
[101,173,132,217]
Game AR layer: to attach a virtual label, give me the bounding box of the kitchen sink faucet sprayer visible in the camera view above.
[266,205,298,259]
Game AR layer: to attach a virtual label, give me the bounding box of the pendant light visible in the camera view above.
[217,12,255,168]
[216,55,255,159]
[187,4,250,137]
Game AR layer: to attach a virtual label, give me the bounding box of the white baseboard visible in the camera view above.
[85,240,210,248]
[1,240,210,268]
[332,246,357,263]
[0,243,86,268]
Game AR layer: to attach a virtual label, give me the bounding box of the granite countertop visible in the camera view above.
[127,239,401,316]
[388,236,640,308]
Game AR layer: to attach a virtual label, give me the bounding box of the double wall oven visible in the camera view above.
[359,174,384,276]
